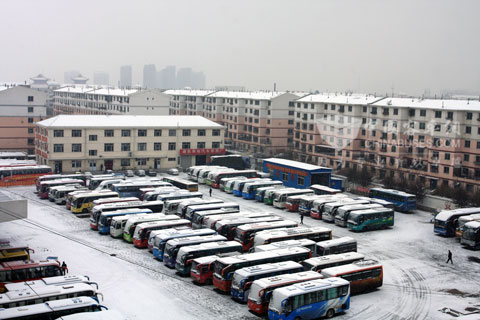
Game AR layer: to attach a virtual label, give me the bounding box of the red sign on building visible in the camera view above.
[179,148,226,156]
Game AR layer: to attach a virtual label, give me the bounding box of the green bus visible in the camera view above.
[347,208,394,232]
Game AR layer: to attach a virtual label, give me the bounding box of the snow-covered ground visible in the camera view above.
[1,175,479,320]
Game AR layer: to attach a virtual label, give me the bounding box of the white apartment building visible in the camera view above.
[35,115,225,173]
[53,86,170,116]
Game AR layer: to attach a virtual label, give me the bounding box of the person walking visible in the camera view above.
[300,214,304,225]
[446,250,453,264]
[61,261,69,275]
[209,187,212,197]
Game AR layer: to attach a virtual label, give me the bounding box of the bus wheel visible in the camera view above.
[294,317,301,320]
[83,209,88,213]
[326,309,335,318]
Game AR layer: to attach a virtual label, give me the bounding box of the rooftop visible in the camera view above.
[372,97,480,111]
[36,115,224,129]
[296,93,383,104]
[263,158,330,171]
[164,89,215,97]
[208,91,287,100]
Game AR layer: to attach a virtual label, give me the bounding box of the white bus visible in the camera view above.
[190,207,240,229]
[184,202,239,221]
[268,277,350,320]
[142,187,181,201]
[163,235,227,268]
[309,184,342,195]
[231,261,304,303]
[334,203,384,227]
[0,297,106,320]
[273,189,314,209]
[0,282,101,309]
[197,167,229,184]
[123,214,180,242]
[232,178,266,197]
[94,208,153,233]
[175,241,243,276]
[109,214,153,238]
[302,252,365,272]
[322,199,370,222]
[253,226,332,248]
[4,274,98,291]
[91,196,138,209]
[52,185,86,205]
[219,176,247,191]
[132,219,191,248]
[456,213,480,238]
[202,211,275,230]
[247,271,324,315]
[215,216,285,240]
[151,228,217,260]
[176,199,223,218]
[255,185,284,202]
[253,239,316,253]
[234,220,299,252]
[315,237,357,256]
[310,196,350,220]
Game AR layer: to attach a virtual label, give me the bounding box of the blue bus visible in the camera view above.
[368,188,416,212]
[97,208,153,234]
[242,181,284,200]
[267,277,350,320]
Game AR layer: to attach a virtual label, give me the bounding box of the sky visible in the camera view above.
[1,0,480,96]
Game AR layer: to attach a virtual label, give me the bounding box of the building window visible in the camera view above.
[197,129,205,136]
[419,122,425,130]
[88,150,97,156]
[182,129,191,136]
[121,143,130,151]
[71,160,81,168]
[465,140,471,148]
[169,129,176,136]
[298,176,305,186]
[138,143,147,151]
[154,129,162,136]
[27,107,34,113]
[54,130,64,137]
[420,109,426,117]
[72,130,82,137]
[104,143,114,152]
[466,126,471,134]
[89,135,97,141]
[53,144,64,152]
[154,143,162,151]
[394,108,398,115]
[445,153,450,160]
[71,144,82,152]
[121,159,130,167]
[434,124,441,132]
[435,111,442,118]
[466,112,473,120]
[28,128,34,134]
[197,142,205,149]
[138,129,147,137]
[104,130,114,137]
[27,138,34,145]
[122,129,131,137]
[212,129,220,136]
[443,166,450,174]
[28,96,34,102]
[182,142,191,149]
[168,142,176,150]
[137,159,147,166]
[282,172,288,181]
[212,142,220,148]
[464,154,470,162]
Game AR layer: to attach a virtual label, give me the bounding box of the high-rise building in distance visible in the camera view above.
[120,65,132,88]
[93,72,109,86]
[157,65,176,89]
[143,64,157,88]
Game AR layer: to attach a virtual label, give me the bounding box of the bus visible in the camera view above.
[52,186,87,205]
[255,186,284,202]
[155,191,203,203]
[176,199,223,218]
[302,252,365,272]
[209,154,247,170]
[0,259,63,293]
[310,197,349,220]
[88,175,123,190]
[162,176,199,192]
[132,219,191,248]
[164,198,206,215]
[347,208,395,232]
[369,187,416,212]
[175,241,243,276]
[109,214,153,238]
[94,178,126,192]
[163,235,227,268]
[96,208,153,234]
[461,221,480,249]
[151,228,217,260]
[0,282,101,309]
[203,211,275,230]
[48,184,82,202]
[184,202,239,222]
[309,184,343,196]
[198,167,230,184]
[0,240,33,263]
[91,200,164,220]
[267,277,350,320]
[334,203,384,227]
[85,173,115,188]
[273,189,314,209]
[0,297,107,320]
[455,214,480,238]
[110,180,171,198]
[190,166,226,182]
[231,261,304,303]
[285,194,314,212]
[38,179,85,199]
[219,176,247,191]
[253,227,332,248]
[232,178,266,197]
[216,216,285,241]
[206,169,238,187]
[253,239,316,254]
[434,208,480,237]
[186,165,208,180]
[243,181,284,200]
[322,199,371,223]
[368,198,395,209]
[70,191,119,214]
[297,195,329,216]
[191,207,240,229]
[210,170,257,188]
[247,271,324,315]
[315,237,357,256]
[65,189,94,210]
[321,259,383,294]
[212,247,311,293]
[35,173,85,192]
[141,187,179,201]
[235,220,299,252]
[91,196,138,209]
[123,215,180,243]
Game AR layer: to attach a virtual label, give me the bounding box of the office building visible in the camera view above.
[119,65,132,88]
[143,64,157,88]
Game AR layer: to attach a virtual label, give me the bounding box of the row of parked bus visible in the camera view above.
[434,207,480,250]
[0,239,119,319]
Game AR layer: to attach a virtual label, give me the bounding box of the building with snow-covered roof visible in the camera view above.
[35,115,225,172]
[53,85,170,116]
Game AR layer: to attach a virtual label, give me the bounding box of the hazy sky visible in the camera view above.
[1,0,479,95]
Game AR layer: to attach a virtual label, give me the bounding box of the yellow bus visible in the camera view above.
[70,191,119,214]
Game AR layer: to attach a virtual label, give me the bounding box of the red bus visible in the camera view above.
[0,259,62,293]
[233,220,298,252]
[0,165,52,187]
[210,170,257,188]
[35,173,85,191]
[38,179,85,199]
[321,259,383,294]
